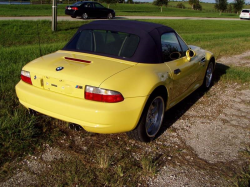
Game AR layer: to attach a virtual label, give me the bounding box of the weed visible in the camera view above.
[96,152,111,169]
[237,166,250,187]
[117,165,124,177]
[141,156,157,175]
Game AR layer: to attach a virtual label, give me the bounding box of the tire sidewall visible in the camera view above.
[203,61,214,89]
[137,94,165,142]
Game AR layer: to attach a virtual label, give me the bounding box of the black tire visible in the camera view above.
[107,13,113,19]
[127,94,165,142]
[82,13,88,19]
[202,61,214,90]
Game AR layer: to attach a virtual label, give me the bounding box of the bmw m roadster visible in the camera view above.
[15,20,215,142]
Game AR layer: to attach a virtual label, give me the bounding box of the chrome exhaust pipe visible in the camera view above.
[69,123,83,131]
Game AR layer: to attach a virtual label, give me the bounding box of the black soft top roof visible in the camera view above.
[63,20,176,64]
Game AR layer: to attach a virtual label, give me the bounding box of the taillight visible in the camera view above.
[21,70,32,85]
[85,86,124,103]
[72,7,78,10]
[65,6,67,9]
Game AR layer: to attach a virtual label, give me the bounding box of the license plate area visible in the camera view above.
[43,76,84,98]
[43,76,73,94]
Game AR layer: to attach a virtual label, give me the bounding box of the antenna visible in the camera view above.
[37,23,42,57]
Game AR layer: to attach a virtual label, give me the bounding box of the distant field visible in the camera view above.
[0,2,249,18]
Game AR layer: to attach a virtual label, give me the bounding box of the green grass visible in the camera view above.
[0,19,250,185]
[0,2,249,18]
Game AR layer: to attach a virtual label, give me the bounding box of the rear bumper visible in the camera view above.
[65,10,77,16]
[240,15,250,19]
[16,81,147,134]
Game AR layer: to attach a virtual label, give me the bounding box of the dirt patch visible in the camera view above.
[218,50,250,67]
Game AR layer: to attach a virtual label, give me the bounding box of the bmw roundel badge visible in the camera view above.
[56,66,64,71]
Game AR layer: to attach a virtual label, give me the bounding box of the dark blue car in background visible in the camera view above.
[65,1,115,19]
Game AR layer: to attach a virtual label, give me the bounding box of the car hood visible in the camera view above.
[23,50,136,99]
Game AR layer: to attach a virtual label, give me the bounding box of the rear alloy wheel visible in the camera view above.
[203,61,214,89]
[107,13,113,19]
[82,13,88,19]
[127,95,165,142]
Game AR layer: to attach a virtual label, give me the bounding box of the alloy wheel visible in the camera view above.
[206,63,213,88]
[145,96,164,137]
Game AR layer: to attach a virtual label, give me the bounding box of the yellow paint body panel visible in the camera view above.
[16,81,148,133]
[16,48,215,134]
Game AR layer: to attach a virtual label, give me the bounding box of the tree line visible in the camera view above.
[102,0,245,14]
[152,0,245,14]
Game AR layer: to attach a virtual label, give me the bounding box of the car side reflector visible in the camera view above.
[85,86,124,103]
[21,70,32,85]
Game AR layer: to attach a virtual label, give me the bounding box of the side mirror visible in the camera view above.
[186,49,196,62]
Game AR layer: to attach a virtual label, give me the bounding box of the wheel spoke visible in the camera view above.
[145,96,164,137]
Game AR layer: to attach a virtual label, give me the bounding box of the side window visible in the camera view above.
[177,35,189,56]
[161,32,182,62]
[95,3,104,8]
[84,3,92,8]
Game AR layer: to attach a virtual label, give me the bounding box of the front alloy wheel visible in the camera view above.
[127,95,165,142]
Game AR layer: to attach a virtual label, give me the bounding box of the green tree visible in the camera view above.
[189,0,197,9]
[127,0,133,3]
[104,0,117,8]
[194,2,202,10]
[153,0,168,12]
[214,0,228,15]
[176,2,186,9]
[233,0,245,14]
[227,3,233,12]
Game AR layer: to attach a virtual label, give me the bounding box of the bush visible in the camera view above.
[176,3,186,9]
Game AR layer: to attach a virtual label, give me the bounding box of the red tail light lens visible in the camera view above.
[72,7,78,10]
[21,70,32,85]
[85,86,124,103]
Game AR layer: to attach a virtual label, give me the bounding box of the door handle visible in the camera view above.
[174,69,181,74]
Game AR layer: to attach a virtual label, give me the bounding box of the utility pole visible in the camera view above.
[52,0,57,31]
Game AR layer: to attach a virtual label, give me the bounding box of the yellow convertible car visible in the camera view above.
[16,20,215,142]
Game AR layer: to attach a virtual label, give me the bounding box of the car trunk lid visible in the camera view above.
[25,50,135,99]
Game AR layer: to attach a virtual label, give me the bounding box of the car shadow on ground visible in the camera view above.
[155,62,229,139]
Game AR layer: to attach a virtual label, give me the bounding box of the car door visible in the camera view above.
[161,32,200,102]
[94,3,107,17]
[80,2,94,17]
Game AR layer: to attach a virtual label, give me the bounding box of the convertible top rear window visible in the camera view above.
[64,30,140,58]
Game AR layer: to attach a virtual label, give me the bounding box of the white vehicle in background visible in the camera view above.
[240,9,250,19]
